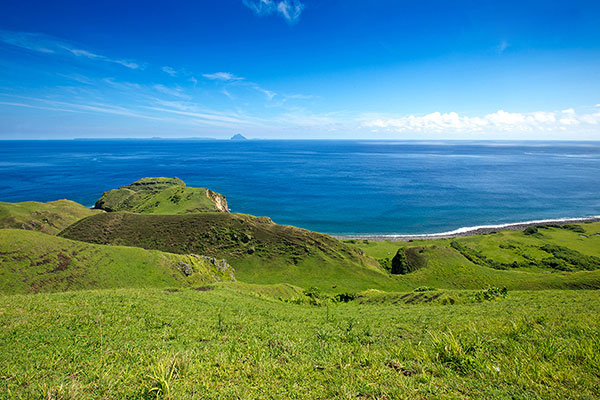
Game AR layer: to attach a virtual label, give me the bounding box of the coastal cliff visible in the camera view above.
[94,177,229,214]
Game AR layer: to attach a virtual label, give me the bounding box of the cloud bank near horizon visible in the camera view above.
[361,108,600,135]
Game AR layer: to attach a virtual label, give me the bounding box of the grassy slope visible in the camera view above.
[58,212,394,293]
[0,229,233,294]
[94,177,228,214]
[346,222,600,291]
[0,200,102,235]
[0,287,598,399]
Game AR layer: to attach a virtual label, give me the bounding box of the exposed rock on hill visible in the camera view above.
[94,177,230,214]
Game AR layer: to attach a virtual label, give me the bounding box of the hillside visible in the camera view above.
[0,199,102,235]
[58,211,394,292]
[345,222,600,290]
[0,229,234,294]
[94,177,229,214]
[1,287,599,399]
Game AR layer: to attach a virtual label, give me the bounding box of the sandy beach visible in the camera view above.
[334,216,600,242]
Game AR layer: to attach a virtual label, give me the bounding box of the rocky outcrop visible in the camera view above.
[191,254,236,281]
[206,189,230,213]
[93,177,230,214]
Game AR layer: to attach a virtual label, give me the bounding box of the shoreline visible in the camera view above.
[333,216,600,242]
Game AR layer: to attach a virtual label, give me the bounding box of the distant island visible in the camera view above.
[230,133,248,140]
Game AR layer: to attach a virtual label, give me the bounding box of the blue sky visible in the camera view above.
[1,0,599,139]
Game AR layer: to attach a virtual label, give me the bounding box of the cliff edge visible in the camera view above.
[94,177,230,214]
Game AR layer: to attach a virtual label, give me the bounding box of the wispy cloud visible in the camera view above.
[252,85,276,100]
[243,0,305,24]
[0,30,141,69]
[361,108,600,133]
[202,72,244,81]
[162,66,177,76]
[496,40,510,54]
[202,71,277,100]
[152,84,190,99]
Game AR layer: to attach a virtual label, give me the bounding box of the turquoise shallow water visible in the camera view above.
[1,140,599,235]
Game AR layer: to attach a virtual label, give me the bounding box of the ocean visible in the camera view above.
[1,140,599,235]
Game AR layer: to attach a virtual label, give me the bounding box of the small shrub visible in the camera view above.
[304,286,323,299]
[334,292,357,303]
[523,226,539,235]
[473,286,508,302]
[377,257,392,272]
[413,286,436,292]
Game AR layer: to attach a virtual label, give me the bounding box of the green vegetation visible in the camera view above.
[346,222,600,290]
[59,211,393,292]
[2,182,600,399]
[1,287,599,399]
[391,247,428,274]
[0,229,233,294]
[94,177,229,214]
[0,200,101,234]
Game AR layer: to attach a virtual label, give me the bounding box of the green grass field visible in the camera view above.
[0,229,234,294]
[1,287,598,399]
[0,200,101,234]
[1,190,599,399]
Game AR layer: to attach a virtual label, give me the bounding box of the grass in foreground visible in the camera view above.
[0,287,598,399]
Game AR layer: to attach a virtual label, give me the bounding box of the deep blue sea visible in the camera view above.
[1,140,599,235]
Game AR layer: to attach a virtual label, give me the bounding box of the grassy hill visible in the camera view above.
[0,199,102,234]
[0,229,234,294]
[2,190,600,399]
[1,286,598,399]
[57,213,600,293]
[343,222,600,291]
[58,211,394,292]
[94,177,229,214]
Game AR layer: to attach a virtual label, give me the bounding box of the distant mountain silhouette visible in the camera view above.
[230,133,248,140]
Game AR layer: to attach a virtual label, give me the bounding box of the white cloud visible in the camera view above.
[152,84,190,99]
[496,40,510,54]
[0,30,141,69]
[202,72,244,81]
[222,89,234,99]
[361,108,600,133]
[162,66,177,76]
[114,60,140,69]
[243,0,304,24]
[253,85,276,100]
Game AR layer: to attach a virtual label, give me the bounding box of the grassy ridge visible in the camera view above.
[0,229,234,294]
[0,287,598,399]
[0,200,101,235]
[58,212,394,292]
[59,214,600,292]
[94,177,229,214]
